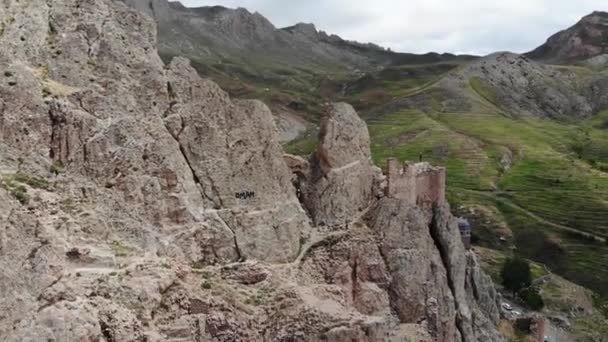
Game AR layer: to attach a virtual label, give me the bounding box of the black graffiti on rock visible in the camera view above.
[235,191,255,200]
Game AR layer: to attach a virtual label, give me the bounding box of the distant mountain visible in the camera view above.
[527,11,608,65]
[122,0,474,72]
[120,0,476,141]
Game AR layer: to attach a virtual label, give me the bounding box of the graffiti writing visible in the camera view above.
[235,191,255,200]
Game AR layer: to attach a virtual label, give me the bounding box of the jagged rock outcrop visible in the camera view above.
[0,0,505,341]
[527,11,608,64]
[164,57,308,263]
[0,0,307,264]
[361,200,504,342]
[302,103,374,226]
[440,52,593,119]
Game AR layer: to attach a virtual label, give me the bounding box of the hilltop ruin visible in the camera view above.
[384,158,446,207]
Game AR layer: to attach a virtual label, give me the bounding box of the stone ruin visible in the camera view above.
[384,158,446,207]
[383,158,473,248]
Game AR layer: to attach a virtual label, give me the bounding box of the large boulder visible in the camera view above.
[302,103,374,227]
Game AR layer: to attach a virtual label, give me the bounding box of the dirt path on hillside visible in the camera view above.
[463,189,607,243]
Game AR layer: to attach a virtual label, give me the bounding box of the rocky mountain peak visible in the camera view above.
[582,10,608,24]
[283,22,319,37]
[527,10,608,64]
[167,0,186,9]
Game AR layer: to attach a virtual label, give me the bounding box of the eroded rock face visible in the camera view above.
[0,0,307,264]
[443,53,593,119]
[302,103,374,226]
[366,199,458,341]
[362,200,504,342]
[164,57,308,263]
[0,0,504,341]
[526,11,608,64]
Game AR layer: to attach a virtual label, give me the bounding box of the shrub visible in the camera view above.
[50,161,64,175]
[501,256,532,294]
[520,288,544,311]
[191,261,205,270]
[111,241,132,257]
[12,184,29,205]
[201,281,212,290]
[13,172,50,190]
[1,176,30,205]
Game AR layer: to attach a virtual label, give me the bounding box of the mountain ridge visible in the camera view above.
[526,10,608,64]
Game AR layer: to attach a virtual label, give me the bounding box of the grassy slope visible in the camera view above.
[361,79,608,296]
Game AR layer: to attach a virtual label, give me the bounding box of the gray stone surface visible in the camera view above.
[0,0,505,340]
[302,103,374,227]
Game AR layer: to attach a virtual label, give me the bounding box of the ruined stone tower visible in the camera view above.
[385,158,446,207]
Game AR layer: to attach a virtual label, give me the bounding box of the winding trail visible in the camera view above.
[462,189,607,243]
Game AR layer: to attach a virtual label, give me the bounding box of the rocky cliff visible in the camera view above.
[527,11,608,65]
[0,0,504,340]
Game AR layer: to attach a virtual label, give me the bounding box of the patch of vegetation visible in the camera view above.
[0,16,14,37]
[571,314,608,342]
[284,133,318,156]
[50,160,64,175]
[111,241,133,257]
[520,288,544,311]
[249,286,275,306]
[191,260,208,270]
[501,256,532,294]
[60,198,78,213]
[12,172,50,190]
[1,179,29,204]
[593,294,608,319]
[469,76,497,105]
[201,281,212,290]
[1,172,51,205]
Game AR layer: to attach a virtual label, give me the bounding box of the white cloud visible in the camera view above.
[179,0,607,55]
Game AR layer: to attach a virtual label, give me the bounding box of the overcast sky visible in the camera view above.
[179,0,606,55]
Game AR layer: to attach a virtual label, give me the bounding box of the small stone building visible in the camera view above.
[385,158,446,207]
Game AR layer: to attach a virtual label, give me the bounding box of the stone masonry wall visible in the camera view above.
[385,158,446,207]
